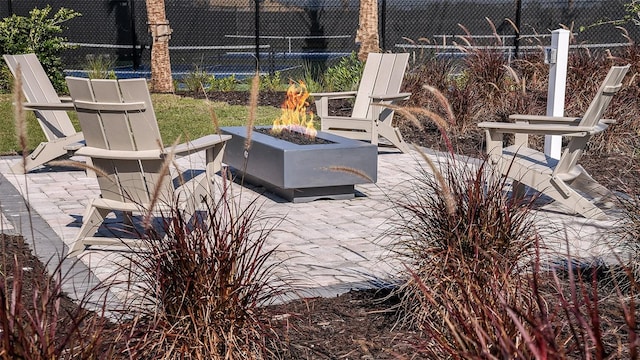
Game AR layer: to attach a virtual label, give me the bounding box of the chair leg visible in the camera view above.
[184,173,209,214]
[569,166,614,205]
[377,122,410,153]
[11,133,84,174]
[12,141,70,174]
[562,191,609,220]
[536,178,608,220]
[503,167,609,220]
[68,205,111,257]
[123,211,134,228]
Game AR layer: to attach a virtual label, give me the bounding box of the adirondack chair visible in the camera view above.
[4,53,85,173]
[65,77,231,257]
[478,64,630,220]
[312,53,411,153]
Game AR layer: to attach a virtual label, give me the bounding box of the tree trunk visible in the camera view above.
[356,0,380,61]
[146,0,174,93]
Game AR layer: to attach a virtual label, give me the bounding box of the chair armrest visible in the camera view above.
[478,121,603,136]
[509,114,583,124]
[509,114,581,122]
[310,91,357,100]
[73,100,147,112]
[76,146,164,160]
[370,92,411,102]
[24,102,76,111]
[509,114,617,126]
[170,134,231,157]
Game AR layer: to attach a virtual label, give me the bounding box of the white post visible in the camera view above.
[544,29,570,159]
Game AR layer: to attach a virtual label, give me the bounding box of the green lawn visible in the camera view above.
[0,93,282,155]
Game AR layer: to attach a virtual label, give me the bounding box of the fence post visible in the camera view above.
[380,0,386,51]
[255,0,261,68]
[129,0,140,70]
[514,0,521,58]
[544,29,570,160]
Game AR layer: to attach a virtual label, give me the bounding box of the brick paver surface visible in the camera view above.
[0,149,624,304]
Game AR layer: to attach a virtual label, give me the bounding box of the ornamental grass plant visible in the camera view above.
[114,187,286,359]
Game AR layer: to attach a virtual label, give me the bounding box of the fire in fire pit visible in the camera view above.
[270,80,317,138]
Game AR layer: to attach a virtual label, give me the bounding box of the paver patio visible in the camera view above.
[0,147,626,308]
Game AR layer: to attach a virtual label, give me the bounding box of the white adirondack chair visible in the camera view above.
[312,53,411,153]
[478,64,630,220]
[65,77,230,257]
[4,53,85,173]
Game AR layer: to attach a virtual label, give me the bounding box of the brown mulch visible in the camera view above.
[0,235,78,316]
[268,289,427,359]
[2,90,637,358]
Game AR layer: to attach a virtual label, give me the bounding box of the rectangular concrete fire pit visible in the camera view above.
[221,126,378,202]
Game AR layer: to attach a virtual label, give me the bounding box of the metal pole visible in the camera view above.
[7,0,12,15]
[514,0,522,58]
[380,0,386,51]
[255,0,260,69]
[130,0,139,69]
[544,29,570,160]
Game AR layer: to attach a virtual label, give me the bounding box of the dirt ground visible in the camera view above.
[2,90,638,358]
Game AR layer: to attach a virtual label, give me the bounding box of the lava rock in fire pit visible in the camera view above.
[254,127,334,146]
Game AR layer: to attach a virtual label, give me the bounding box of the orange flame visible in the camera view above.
[271,80,317,138]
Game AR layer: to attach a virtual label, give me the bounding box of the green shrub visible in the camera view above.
[323,52,364,91]
[181,66,215,95]
[84,54,116,79]
[181,67,238,94]
[259,71,283,91]
[213,73,237,92]
[300,65,323,94]
[0,6,81,93]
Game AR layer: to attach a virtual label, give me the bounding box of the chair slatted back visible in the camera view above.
[3,53,76,139]
[554,65,629,176]
[351,53,409,120]
[66,77,171,205]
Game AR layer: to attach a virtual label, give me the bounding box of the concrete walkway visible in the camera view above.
[0,148,626,308]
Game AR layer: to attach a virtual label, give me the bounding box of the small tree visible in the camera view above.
[0,6,81,93]
[146,0,174,93]
[356,0,380,61]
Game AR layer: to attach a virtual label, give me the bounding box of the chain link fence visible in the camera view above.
[1,0,637,78]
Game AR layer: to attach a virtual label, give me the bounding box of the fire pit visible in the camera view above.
[220,126,377,202]
[221,81,377,202]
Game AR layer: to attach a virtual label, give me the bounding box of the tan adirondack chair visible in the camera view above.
[478,64,630,220]
[65,77,231,257]
[312,52,411,153]
[4,53,85,173]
